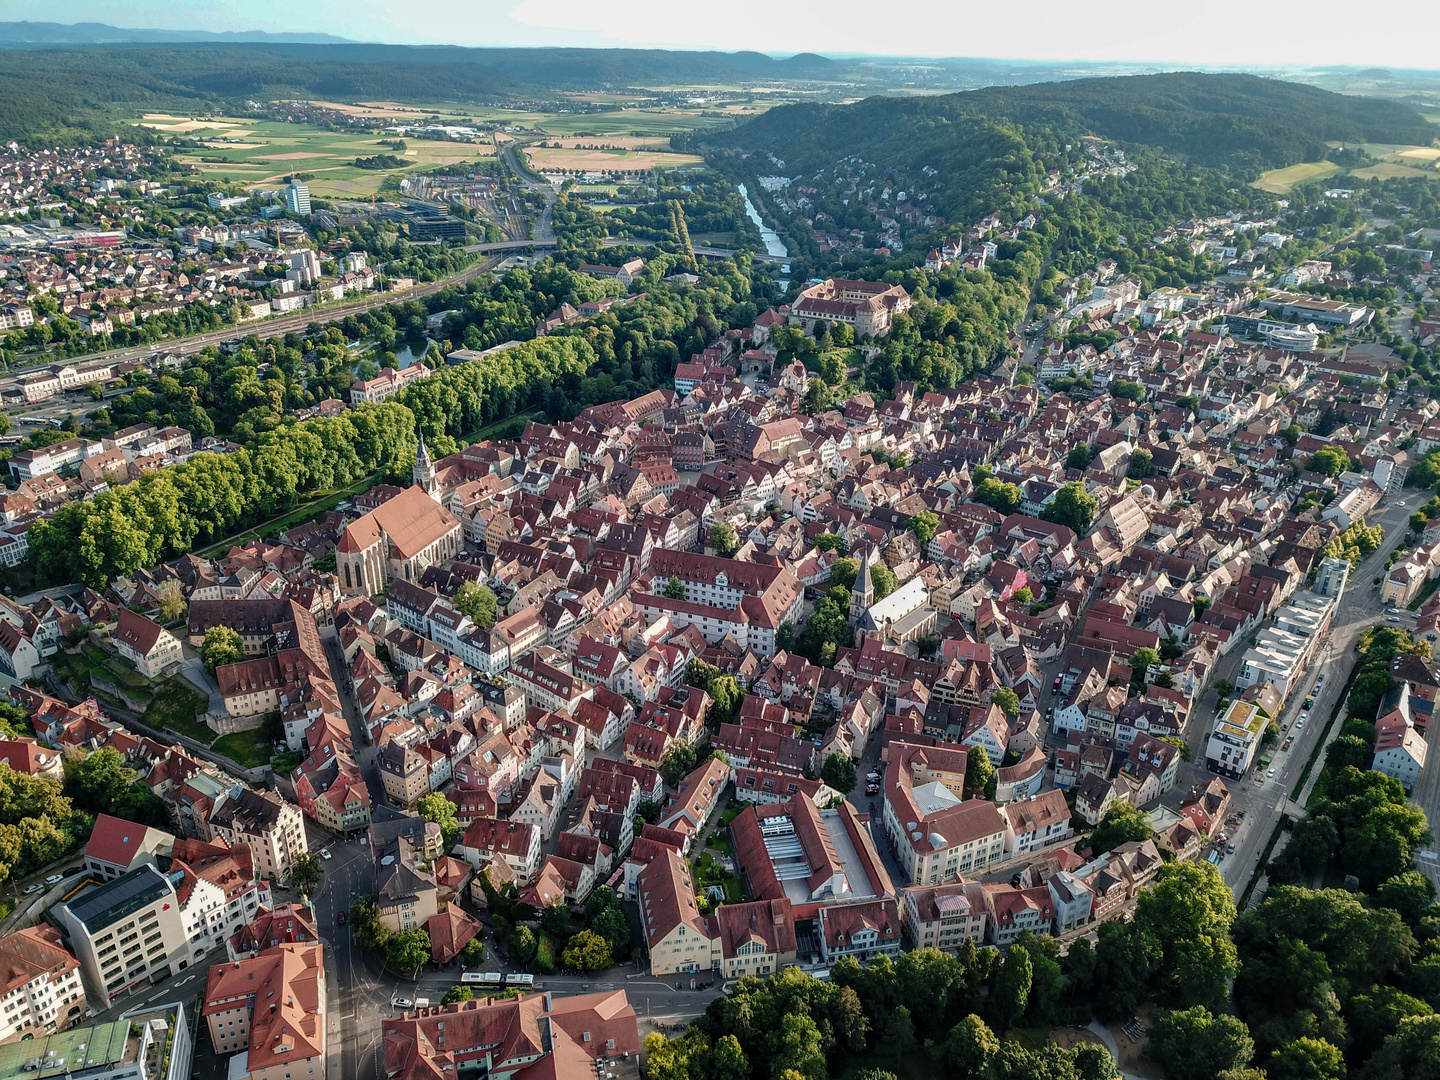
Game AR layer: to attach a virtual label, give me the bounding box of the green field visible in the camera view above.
[132,115,496,198]
[524,144,704,173]
[1251,161,1345,193]
[531,107,759,137]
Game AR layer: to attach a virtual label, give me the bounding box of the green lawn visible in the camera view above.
[458,410,544,446]
[1008,1026,1053,1051]
[197,474,377,557]
[836,1047,939,1080]
[536,933,559,974]
[693,850,744,904]
[211,729,273,769]
[83,643,153,689]
[142,679,212,743]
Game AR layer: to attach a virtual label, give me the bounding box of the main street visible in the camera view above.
[1198,490,1418,902]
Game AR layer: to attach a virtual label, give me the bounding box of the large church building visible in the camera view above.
[336,440,463,596]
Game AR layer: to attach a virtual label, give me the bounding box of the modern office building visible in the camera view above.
[284,180,311,217]
[53,866,192,1004]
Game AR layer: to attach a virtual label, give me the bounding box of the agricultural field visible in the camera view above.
[524,145,704,173]
[1252,137,1440,192]
[537,135,675,150]
[530,107,759,137]
[1251,161,1344,193]
[1352,162,1434,180]
[132,114,495,197]
[1347,141,1440,178]
[306,100,479,119]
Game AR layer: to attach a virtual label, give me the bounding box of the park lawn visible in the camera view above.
[835,1047,939,1080]
[197,473,377,557]
[211,729,273,769]
[1008,1025,1053,1051]
[1251,161,1344,193]
[458,410,544,445]
[142,679,212,743]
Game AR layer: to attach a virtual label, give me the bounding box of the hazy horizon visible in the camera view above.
[4,1,1439,69]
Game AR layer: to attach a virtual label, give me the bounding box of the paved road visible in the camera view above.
[1207,491,1417,902]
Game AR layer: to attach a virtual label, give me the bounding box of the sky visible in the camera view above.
[5,0,1440,68]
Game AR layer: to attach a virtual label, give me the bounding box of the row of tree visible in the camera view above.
[28,334,599,587]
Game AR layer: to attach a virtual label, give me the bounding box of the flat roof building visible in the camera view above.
[0,1005,191,1080]
[53,865,192,1005]
[1205,698,1268,780]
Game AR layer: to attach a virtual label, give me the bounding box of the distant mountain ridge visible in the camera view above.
[0,21,352,45]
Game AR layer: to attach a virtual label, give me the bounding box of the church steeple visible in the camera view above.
[850,546,874,626]
[413,432,439,500]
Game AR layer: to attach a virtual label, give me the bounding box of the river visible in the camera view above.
[738,183,789,260]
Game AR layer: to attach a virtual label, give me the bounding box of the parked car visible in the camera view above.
[1226,844,1236,854]
[43,874,63,886]
[22,884,42,895]
[1266,769,1276,779]
[1303,698,1314,710]
[865,784,880,796]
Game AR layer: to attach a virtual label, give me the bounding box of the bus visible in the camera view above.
[504,973,535,989]
[461,972,504,987]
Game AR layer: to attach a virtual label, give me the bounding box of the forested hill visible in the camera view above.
[0,21,351,44]
[714,72,1439,173]
[0,43,835,142]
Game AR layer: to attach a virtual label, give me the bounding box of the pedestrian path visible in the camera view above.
[1086,1019,1150,1080]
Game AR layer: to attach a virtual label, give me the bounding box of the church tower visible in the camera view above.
[413,432,439,501]
[849,547,874,626]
